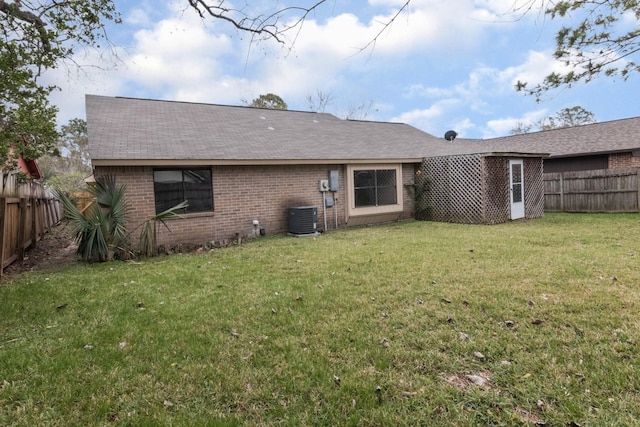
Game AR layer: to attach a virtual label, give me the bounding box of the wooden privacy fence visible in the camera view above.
[0,196,63,275]
[544,167,640,212]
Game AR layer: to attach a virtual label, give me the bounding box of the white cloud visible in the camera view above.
[484,108,548,138]
[39,0,639,139]
[400,63,501,115]
[127,19,233,89]
[391,46,567,137]
[405,50,566,107]
[126,8,153,27]
[391,98,460,131]
[404,84,454,99]
[42,46,129,125]
[363,3,493,56]
[451,118,475,136]
[282,0,525,64]
[498,50,570,88]
[49,0,539,120]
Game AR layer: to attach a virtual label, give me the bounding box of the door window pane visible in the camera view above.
[511,164,522,183]
[512,183,522,203]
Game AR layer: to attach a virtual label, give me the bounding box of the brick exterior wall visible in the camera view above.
[402,163,417,216]
[609,152,640,168]
[95,163,416,247]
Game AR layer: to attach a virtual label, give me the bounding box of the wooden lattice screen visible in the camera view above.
[483,157,510,224]
[523,158,545,218]
[419,154,485,224]
[418,155,544,224]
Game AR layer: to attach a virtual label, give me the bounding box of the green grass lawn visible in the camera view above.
[1,213,640,426]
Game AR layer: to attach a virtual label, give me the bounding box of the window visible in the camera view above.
[153,168,213,214]
[347,164,403,217]
[354,169,397,207]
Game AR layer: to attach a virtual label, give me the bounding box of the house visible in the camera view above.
[1,149,42,197]
[86,95,547,248]
[473,117,640,173]
[460,116,640,213]
[16,156,42,180]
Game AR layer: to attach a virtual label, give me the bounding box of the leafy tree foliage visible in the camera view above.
[46,172,88,194]
[510,106,596,134]
[517,0,640,98]
[39,118,91,181]
[0,1,120,166]
[248,93,288,110]
[0,43,58,166]
[58,118,91,169]
[539,106,596,130]
[509,122,535,135]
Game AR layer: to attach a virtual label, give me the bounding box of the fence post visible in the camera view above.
[0,198,5,277]
[559,173,564,212]
[32,197,39,248]
[16,198,27,262]
[42,198,50,232]
[637,169,640,212]
[51,198,59,226]
[45,198,54,230]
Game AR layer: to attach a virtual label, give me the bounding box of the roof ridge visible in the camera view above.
[86,94,338,118]
[484,115,640,142]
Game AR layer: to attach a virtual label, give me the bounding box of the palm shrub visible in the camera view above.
[137,200,188,257]
[56,175,128,262]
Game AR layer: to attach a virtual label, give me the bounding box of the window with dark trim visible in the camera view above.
[353,169,397,207]
[153,168,213,214]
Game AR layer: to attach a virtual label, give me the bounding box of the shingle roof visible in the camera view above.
[468,116,640,158]
[87,95,536,165]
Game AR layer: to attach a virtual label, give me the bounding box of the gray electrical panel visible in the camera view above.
[325,196,334,207]
[329,170,339,192]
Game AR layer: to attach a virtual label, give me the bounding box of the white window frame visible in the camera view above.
[346,164,403,217]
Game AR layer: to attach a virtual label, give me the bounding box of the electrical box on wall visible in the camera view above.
[319,179,329,192]
[329,170,339,192]
[325,196,334,207]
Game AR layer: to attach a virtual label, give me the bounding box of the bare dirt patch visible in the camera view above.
[2,222,78,276]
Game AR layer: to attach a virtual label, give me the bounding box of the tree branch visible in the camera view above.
[186,0,417,58]
[187,0,329,43]
[0,0,51,52]
[355,0,412,55]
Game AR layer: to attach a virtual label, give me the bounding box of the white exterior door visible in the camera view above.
[509,159,525,220]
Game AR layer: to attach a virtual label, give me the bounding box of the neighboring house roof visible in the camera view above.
[467,116,640,158]
[3,139,42,179]
[17,156,42,179]
[86,95,544,166]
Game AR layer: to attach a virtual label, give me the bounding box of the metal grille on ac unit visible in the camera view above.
[287,206,317,235]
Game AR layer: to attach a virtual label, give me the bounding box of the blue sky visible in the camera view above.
[45,0,639,139]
